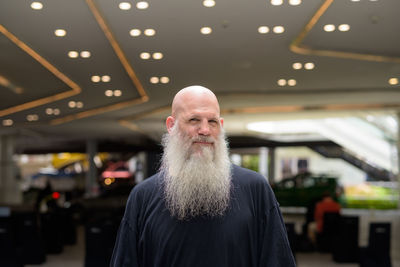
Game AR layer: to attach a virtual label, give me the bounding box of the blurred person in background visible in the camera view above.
[111,85,296,267]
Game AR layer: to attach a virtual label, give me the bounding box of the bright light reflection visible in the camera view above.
[203,0,216,7]
[289,0,302,5]
[200,27,212,35]
[152,52,163,60]
[105,90,113,97]
[160,77,170,83]
[68,101,76,108]
[304,62,315,70]
[101,75,111,82]
[91,76,101,83]
[324,24,335,32]
[68,51,79,58]
[273,26,285,34]
[119,2,131,10]
[270,0,283,6]
[338,24,350,32]
[114,90,122,97]
[130,29,141,36]
[248,120,315,134]
[277,79,286,86]
[46,108,53,115]
[140,52,151,59]
[258,26,269,34]
[150,77,159,84]
[144,29,156,36]
[292,62,302,70]
[53,109,60,115]
[54,29,66,37]
[388,78,399,85]
[136,1,149,9]
[80,51,91,58]
[288,79,297,86]
[2,119,13,126]
[31,2,43,10]
[76,102,83,108]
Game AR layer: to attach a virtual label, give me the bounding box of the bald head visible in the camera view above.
[166,85,223,136]
[171,85,220,118]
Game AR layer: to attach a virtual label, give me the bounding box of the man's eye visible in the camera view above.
[189,118,199,122]
[209,120,218,124]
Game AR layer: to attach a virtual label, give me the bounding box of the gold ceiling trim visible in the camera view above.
[50,0,149,125]
[290,0,400,63]
[0,24,82,117]
[118,106,170,132]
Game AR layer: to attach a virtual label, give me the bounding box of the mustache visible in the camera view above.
[191,136,215,143]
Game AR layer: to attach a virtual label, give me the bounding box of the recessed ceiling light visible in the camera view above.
[136,1,149,9]
[2,119,13,126]
[31,2,43,10]
[54,29,66,37]
[270,0,283,6]
[76,101,83,108]
[130,29,141,37]
[68,101,76,108]
[68,51,79,58]
[140,52,151,59]
[289,0,302,5]
[119,2,131,10]
[46,108,53,115]
[258,26,270,34]
[200,27,212,35]
[338,24,350,32]
[203,0,216,7]
[152,52,163,60]
[91,75,101,83]
[273,26,285,34]
[101,75,111,82]
[150,77,159,84]
[304,62,315,70]
[351,0,360,2]
[27,114,39,121]
[53,108,60,115]
[80,51,91,58]
[160,77,170,84]
[288,79,297,86]
[144,29,156,36]
[105,90,113,97]
[277,79,287,86]
[388,78,399,85]
[324,24,335,32]
[114,90,122,97]
[292,62,302,70]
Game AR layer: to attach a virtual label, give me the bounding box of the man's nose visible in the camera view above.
[198,121,210,135]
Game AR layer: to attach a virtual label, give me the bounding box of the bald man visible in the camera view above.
[111,86,296,267]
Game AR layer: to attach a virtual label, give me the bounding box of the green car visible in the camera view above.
[272,172,342,207]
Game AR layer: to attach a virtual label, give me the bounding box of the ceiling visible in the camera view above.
[1,0,400,153]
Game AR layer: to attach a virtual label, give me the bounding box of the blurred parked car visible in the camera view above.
[272,172,343,207]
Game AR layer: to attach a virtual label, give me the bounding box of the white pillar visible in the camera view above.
[259,147,268,180]
[0,134,22,204]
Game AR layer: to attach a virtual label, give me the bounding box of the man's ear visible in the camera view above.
[166,116,175,133]
[220,117,224,127]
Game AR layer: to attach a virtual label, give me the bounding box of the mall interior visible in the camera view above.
[1,0,400,266]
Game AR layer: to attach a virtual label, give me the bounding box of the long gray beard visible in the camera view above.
[160,125,232,220]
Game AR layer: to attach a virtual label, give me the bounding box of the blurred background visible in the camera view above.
[0,0,399,266]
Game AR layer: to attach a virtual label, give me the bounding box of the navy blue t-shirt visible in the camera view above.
[111,165,296,267]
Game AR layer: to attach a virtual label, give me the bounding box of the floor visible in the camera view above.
[25,226,399,267]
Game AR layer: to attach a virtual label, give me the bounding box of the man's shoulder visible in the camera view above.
[231,164,268,185]
[128,172,161,201]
